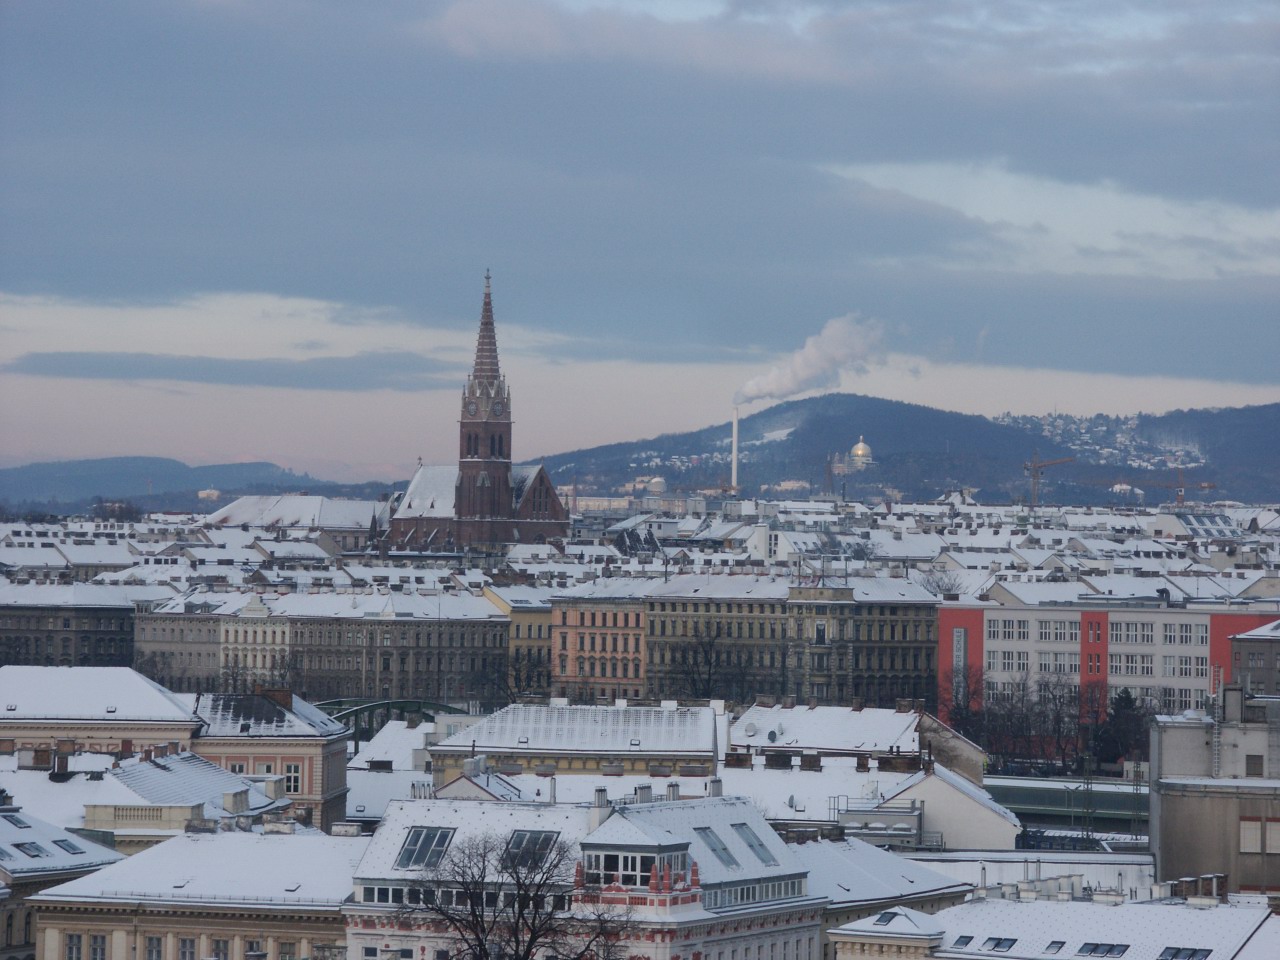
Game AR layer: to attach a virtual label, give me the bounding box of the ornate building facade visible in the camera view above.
[388,275,569,554]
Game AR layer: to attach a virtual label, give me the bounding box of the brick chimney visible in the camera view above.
[262,687,293,710]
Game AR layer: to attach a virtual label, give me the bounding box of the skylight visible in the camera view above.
[504,830,559,869]
[14,842,51,858]
[873,912,896,926]
[694,826,741,868]
[3,814,31,828]
[54,839,85,855]
[396,827,455,870]
[731,822,778,866]
[953,937,973,948]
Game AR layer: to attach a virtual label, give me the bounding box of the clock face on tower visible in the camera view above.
[492,400,505,417]
[465,399,478,416]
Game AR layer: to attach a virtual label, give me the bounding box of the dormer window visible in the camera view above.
[396,827,454,869]
[504,831,558,869]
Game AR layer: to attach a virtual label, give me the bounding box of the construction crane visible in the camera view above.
[1149,466,1217,507]
[1023,453,1075,508]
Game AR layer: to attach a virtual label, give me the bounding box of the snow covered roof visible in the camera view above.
[0,804,124,878]
[988,581,1099,605]
[349,720,430,771]
[918,897,1270,960]
[715,759,914,821]
[886,764,1021,828]
[0,546,69,570]
[206,495,388,531]
[0,581,172,608]
[485,584,555,610]
[792,838,968,909]
[176,692,348,739]
[599,796,805,887]
[0,751,289,829]
[0,666,197,723]
[346,769,433,821]
[150,587,505,622]
[356,798,594,881]
[731,705,920,755]
[432,704,717,758]
[644,574,792,601]
[1232,617,1280,641]
[108,750,292,818]
[33,832,368,908]
[831,904,944,940]
[394,465,458,520]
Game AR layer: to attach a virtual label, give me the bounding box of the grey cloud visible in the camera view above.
[3,351,465,392]
[0,0,1275,389]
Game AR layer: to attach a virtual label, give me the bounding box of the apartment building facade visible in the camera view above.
[939,597,1280,719]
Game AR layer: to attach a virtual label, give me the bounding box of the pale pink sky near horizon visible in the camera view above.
[2,292,1276,483]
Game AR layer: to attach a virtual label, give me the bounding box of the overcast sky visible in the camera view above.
[2,1,1277,481]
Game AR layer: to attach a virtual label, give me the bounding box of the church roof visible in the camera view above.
[511,464,542,507]
[394,465,458,519]
[471,270,501,382]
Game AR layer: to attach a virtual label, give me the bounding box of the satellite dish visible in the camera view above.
[767,730,777,742]
[744,722,757,737]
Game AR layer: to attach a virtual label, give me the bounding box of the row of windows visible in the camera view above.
[700,877,804,909]
[71,935,304,960]
[567,632,639,653]
[2,615,126,630]
[559,609,639,627]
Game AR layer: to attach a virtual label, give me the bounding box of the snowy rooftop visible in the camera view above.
[792,838,968,908]
[917,897,1271,960]
[730,704,920,755]
[356,798,595,881]
[1232,617,1280,641]
[0,666,196,723]
[33,832,368,908]
[349,720,429,771]
[644,574,792,601]
[345,769,433,821]
[0,751,289,829]
[206,494,388,530]
[0,581,173,608]
[0,804,124,878]
[177,692,348,739]
[594,796,805,887]
[393,465,459,520]
[433,704,717,758]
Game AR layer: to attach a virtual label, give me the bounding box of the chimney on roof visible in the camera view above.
[666,782,680,802]
[262,687,292,710]
[708,777,723,797]
[636,784,653,804]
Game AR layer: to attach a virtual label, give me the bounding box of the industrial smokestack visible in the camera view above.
[731,406,739,493]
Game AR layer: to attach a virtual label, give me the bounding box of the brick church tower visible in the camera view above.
[388,274,570,553]
[456,271,515,544]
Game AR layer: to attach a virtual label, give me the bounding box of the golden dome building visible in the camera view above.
[830,436,875,476]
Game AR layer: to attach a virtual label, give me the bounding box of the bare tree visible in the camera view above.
[938,660,986,743]
[402,831,632,960]
[843,539,880,564]
[917,568,966,598]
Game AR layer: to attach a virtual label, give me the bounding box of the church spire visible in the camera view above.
[471,269,501,383]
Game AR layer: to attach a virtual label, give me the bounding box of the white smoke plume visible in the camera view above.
[733,314,885,406]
